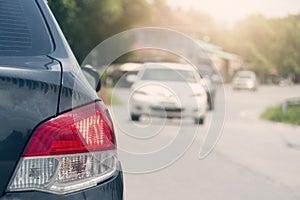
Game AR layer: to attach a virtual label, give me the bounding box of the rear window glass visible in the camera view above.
[0,0,53,56]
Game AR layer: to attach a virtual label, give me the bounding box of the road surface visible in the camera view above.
[110,85,300,200]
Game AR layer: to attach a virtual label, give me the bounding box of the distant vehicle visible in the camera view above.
[128,63,208,124]
[107,62,141,88]
[279,77,294,87]
[233,70,258,91]
[197,65,219,110]
[200,74,215,110]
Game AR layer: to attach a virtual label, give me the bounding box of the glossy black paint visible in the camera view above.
[81,66,102,92]
[0,57,61,196]
[36,0,99,112]
[0,0,123,199]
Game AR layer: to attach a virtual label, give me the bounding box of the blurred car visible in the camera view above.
[233,70,258,90]
[196,65,222,110]
[0,1,123,199]
[129,63,208,124]
[202,75,216,110]
[279,77,294,87]
[106,62,141,88]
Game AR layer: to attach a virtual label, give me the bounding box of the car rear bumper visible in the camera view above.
[0,167,123,200]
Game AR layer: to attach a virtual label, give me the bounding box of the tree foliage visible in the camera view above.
[48,0,300,80]
[48,0,151,63]
[215,14,300,80]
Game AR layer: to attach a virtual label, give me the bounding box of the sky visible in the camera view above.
[166,0,300,25]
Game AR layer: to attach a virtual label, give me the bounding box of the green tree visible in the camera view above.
[272,16,300,76]
[48,0,151,63]
[215,14,300,81]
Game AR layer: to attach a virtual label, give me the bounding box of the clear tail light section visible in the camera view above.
[8,102,118,194]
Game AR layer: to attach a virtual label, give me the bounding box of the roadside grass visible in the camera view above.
[261,105,300,126]
[98,87,122,106]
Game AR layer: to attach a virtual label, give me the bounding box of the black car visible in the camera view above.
[0,0,123,199]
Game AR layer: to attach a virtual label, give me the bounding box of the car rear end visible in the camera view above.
[0,0,123,199]
[233,71,257,90]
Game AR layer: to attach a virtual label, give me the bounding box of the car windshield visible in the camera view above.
[141,68,197,83]
[237,75,252,79]
[236,72,254,79]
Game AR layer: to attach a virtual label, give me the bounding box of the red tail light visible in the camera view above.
[23,102,115,157]
[8,102,118,194]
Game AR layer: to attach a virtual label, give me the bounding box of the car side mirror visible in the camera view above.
[126,74,138,83]
[81,65,101,92]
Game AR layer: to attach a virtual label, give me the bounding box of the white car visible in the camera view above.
[233,70,258,90]
[129,63,208,124]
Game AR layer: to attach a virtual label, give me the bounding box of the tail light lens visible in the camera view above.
[8,102,118,194]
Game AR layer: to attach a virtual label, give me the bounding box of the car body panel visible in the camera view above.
[36,0,99,112]
[0,58,61,196]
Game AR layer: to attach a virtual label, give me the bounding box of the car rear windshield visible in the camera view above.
[0,0,53,56]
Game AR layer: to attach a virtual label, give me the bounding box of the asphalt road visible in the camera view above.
[109,84,300,200]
